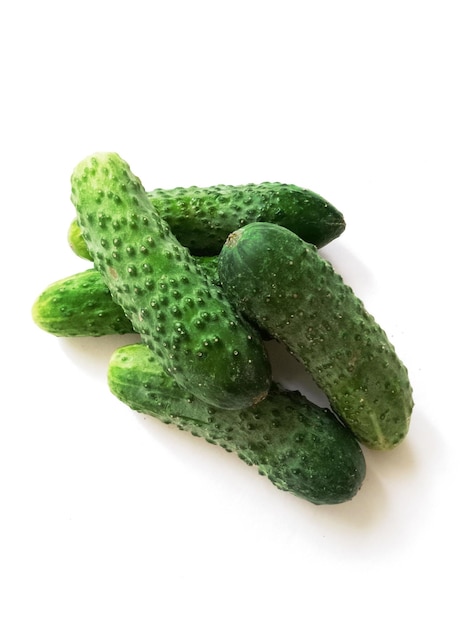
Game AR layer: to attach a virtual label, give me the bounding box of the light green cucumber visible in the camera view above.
[71,152,271,410]
[32,268,135,336]
[218,222,413,449]
[108,343,366,505]
[68,181,345,259]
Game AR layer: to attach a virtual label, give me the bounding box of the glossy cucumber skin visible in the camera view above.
[71,152,271,410]
[108,343,366,505]
[218,222,413,449]
[32,268,135,337]
[31,256,220,338]
[68,181,344,259]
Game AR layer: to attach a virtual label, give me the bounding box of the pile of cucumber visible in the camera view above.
[32,152,413,506]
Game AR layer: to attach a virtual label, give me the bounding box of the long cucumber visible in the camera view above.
[68,181,345,260]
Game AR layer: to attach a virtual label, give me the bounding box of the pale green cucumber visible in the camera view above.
[32,268,134,336]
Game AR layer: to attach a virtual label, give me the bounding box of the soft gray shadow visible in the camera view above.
[320,239,378,301]
[276,406,442,555]
[265,339,330,407]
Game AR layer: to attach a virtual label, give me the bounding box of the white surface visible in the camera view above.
[1,1,469,624]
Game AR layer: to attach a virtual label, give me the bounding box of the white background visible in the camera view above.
[1,1,469,624]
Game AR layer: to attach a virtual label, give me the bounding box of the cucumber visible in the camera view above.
[68,218,92,260]
[108,343,366,505]
[32,256,220,338]
[218,222,413,449]
[67,181,345,259]
[71,152,271,410]
[32,268,135,337]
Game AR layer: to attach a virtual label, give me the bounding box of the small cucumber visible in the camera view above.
[67,181,344,259]
[218,222,413,449]
[32,256,220,337]
[71,152,271,410]
[32,268,134,336]
[108,343,366,505]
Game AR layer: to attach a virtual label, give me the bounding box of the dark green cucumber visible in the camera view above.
[108,343,366,505]
[218,222,413,449]
[71,152,271,410]
[32,257,220,338]
[68,181,344,259]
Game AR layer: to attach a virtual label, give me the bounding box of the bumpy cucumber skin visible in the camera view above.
[147,182,345,255]
[68,182,344,259]
[32,268,135,337]
[68,216,224,286]
[71,152,271,410]
[218,223,413,450]
[32,257,220,338]
[108,343,366,505]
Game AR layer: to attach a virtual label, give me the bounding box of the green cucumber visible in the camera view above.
[68,181,344,259]
[32,268,134,337]
[108,343,366,505]
[32,256,220,337]
[68,218,92,260]
[71,152,271,410]
[218,222,413,449]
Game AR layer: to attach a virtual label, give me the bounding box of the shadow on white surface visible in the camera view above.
[319,238,378,301]
[59,333,140,379]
